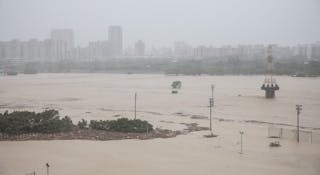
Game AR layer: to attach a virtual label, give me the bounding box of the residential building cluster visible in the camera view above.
[164,42,320,60]
[1,26,320,61]
[0,26,124,61]
[0,29,75,61]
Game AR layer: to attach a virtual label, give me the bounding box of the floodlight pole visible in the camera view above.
[209,98,213,132]
[134,92,137,120]
[239,131,244,154]
[296,104,302,143]
[211,85,214,100]
[46,163,50,175]
[209,85,214,133]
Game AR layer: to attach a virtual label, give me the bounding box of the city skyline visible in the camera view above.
[1,27,320,49]
[1,27,319,61]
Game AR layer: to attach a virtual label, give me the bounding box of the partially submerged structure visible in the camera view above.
[261,45,279,98]
[171,81,182,94]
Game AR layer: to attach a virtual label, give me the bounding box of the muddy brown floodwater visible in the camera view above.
[0,74,320,175]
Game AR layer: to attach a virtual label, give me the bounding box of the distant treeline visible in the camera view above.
[5,57,320,75]
[0,110,153,134]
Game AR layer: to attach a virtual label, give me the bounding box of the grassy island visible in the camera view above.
[0,110,206,141]
[0,110,73,134]
[0,110,153,134]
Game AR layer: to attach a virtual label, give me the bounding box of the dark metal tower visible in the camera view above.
[261,45,279,98]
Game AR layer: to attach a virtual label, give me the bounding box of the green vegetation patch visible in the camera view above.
[89,118,153,133]
[0,110,73,134]
[0,110,154,135]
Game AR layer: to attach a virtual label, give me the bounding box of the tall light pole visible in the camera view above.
[209,85,214,133]
[46,163,50,175]
[209,97,213,132]
[211,85,214,100]
[239,131,244,154]
[134,92,137,120]
[296,104,302,143]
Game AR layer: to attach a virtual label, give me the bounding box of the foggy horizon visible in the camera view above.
[1,0,320,48]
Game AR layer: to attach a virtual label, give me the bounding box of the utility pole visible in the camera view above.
[211,85,214,100]
[209,85,214,133]
[134,92,137,120]
[46,163,50,175]
[239,131,244,154]
[296,104,302,143]
[209,97,213,132]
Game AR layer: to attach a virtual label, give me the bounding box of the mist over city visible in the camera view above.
[0,0,320,75]
[0,1,320,175]
[1,0,320,46]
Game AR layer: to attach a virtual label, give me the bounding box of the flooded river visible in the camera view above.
[0,74,319,128]
[0,74,320,175]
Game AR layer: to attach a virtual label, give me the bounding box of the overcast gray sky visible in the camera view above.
[0,0,319,48]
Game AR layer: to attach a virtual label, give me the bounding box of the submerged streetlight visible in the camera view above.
[134,92,137,119]
[296,104,302,143]
[204,85,218,138]
[239,131,244,154]
[209,85,214,133]
[209,97,213,132]
[46,163,50,175]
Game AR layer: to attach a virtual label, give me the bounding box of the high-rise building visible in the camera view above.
[88,40,110,60]
[174,41,193,58]
[134,40,145,56]
[108,26,123,56]
[310,42,320,59]
[51,29,74,51]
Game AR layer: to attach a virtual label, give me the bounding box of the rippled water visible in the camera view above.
[1,73,320,175]
[0,73,319,128]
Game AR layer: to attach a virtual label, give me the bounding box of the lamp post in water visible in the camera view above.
[134,92,137,119]
[204,85,218,138]
[46,163,50,175]
[296,104,302,143]
[209,85,214,133]
[209,97,214,133]
[211,85,214,100]
[239,131,244,154]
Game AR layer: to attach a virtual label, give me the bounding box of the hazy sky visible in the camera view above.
[0,0,319,48]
